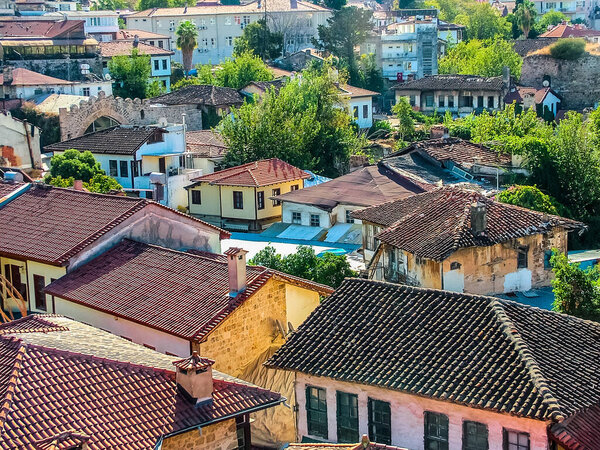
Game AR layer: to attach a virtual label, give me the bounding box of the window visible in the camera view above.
[149,40,155,46]
[448,96,455,108]
[439,96,445,107]
[336,391,359,443]
[368,398,391,445]
[226,36,233,46]
[236,415,250,449]
[459,95,473,108]
[488,96,494,108]
[425,95,434,107]
[109,160,118,177]
[211,38,216,47]
[243,15,250,25]
[257,191,265,210]
[345,210,354,224]
[310,214,320,227]
[162,59,167,70]
[353,106,358,119]
[517,246,528,269]
[450,261,461,270]
[119,160,128,178]
[477,95,484,108]
[292,211,302,224]
[191,190,202,205]
[463,421,488,450]
[363,104,369,118]
[145,190,153,199]
[425,411,449,450]
[154,59,159,70]
[272,188,281,206]
[202,37,208,47]
[409,95,416,106]
[306,386,328,439]
[33,274,46,311]
[544,250,553,269]
[225,16,232,25]
[82,87,90,96]
[234,15,241,24]
[503,430,529,450]
[158,40,164,48]
[233,191,243,209]
[291,184,299,191]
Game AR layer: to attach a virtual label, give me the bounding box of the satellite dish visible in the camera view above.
[275,319,286,338]
[288,321,295,334]
[104,73,112,81]
[542,79,550,87]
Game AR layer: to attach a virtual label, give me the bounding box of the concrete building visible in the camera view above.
[115,28,172,50]
[185,129,228,175]
[125,0,332,66]
[45,10,120,41]
[532,0,595,23]
[0,111,41,171]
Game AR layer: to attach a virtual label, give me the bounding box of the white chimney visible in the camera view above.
[172,351,215,405]
[225,247,248,297]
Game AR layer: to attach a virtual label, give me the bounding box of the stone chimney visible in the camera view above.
[470,201,487,236]
[172,351,215,405]
[225,247,248,297]
[73,179,84,191]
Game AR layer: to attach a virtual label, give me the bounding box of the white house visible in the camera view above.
[339,84,378,129]
[0,111,41,170]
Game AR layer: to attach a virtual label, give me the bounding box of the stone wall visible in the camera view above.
[58,91,203,140]
[162,419,238,450]
[4,57,103,82]
[520,53,600,110]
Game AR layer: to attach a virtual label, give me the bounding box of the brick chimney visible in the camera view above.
[172,351,215,405]
[73,179,84,191]
[224,247,248,297]
[470,201,487,236]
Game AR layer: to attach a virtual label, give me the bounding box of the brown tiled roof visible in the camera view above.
[0,315,68,335]
[45,239,333,340]
[267,278,600,421]
[393,74,504,91]
[44,126,164,155]
[540,24,600,38]
[173,351,214,371]
[352,186,583,260]
[99,40,174,57]
[0,20,84,38]
[186,130,228,158]
[149,84,243,107]
[115,29,170,40]
[550,404,600,450]
[242,78,287,94]
[0,315,283,449]
[189,158,310,187]
[504,85,537,104]
[338,83,380,98]
[391,137,512,168]
[0,68,72,86]
[271,164,428,211]
[0,181,24,199]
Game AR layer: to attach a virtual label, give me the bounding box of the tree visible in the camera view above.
[514,0,537,38]
[550,250,600,321]
[392,97,415,142]
[176,20,198,75]
[356,53,383,92]
[535,10,567,34]
[84,173,124,193]
[233,19,283,61]
[549,38,587,60]
[93,0,127,10]
[108,49,152,99]
[216,51,273,89]
[313,7,373,85]
[45,149,103,182]
[496,185,564,215]
[324,0,346,9]
[137,0,184,10]
[456,3,511,40]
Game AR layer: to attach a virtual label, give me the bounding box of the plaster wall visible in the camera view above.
[188,183,221,216]
[282,202,333,228]
[348,97,373,129]
[285,283,320,331]
[162,419,238,450]
[0,113,41,169]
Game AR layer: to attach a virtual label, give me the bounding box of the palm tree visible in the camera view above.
[515,1,537,38]
[176,20,198,75]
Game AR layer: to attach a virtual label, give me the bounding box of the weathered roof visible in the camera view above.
[0,180,25,198]
[149,84,243,107]
[0,315,283,449]
[550,403,600,450]
[99,40,174,57]
[267,278,600,421]
[393,74,504,91]
[115,29,170,40]
[338,83,380,98]
[504,85,537,104]
[0,68,72,86]
[45,239,333,341]
[241,78,287,94]
[189,158,310,188]
[186,130,228,158]
[271,164,428,211]
[0,19,84,38]
[44,126,164,155]
[540,24,600,38]
[534,86,562,103]
[352,186,583,260]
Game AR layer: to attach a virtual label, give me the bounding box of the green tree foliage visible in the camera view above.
[46,149,103,182]
[313,7,373,85]
[514,0,537,38]
[10,105,60,147]
[146,79,167,98]
[355,53,383,92]
[496,185,563,215]
[93,0,127,9]
[108,49,152,99]
[456,3,511,40]
[535,10,567,34]
[249,245,357,288]
[439,38,523,78]
[392,97,415,141]
[550,38,587,60]
[84,173,124,193]
[219,64,364,177]
[137,0,184,10]
[550,250,600,321]
[176,20,198,74]
[324,0,347,9]
[233,20,283,61]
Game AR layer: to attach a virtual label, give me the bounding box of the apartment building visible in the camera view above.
[532,0,595,23]
[126,0,331,66]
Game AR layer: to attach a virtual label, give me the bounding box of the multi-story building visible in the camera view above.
[45,10,120,41]
[125,0,331,66]
[115,28,172,50]
[532,0,595,23]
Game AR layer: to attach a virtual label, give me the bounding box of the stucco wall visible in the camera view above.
[162,418,238,450]
[295,373,550,449]
[282,202,334,228]
[0,113,41,169]
[348,97,373,129]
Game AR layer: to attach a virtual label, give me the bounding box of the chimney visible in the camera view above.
[360,434,370,448]
[73,179,84,191]
[3,66,13,88]
[172,351,215,405]
[225,247,248,296]
[502,66,510,86]
[470,201,487,236]
[133,35,139,48]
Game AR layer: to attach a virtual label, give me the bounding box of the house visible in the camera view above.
[271,163,428,232]
[352,186,583,295]
[239,78,287,98]
[504,85,562,119]
[115,28,171,50]
[44,124,207,208]
[0,111,41,171]
[437,21,464,46]
[266,277,600,448]
[45,10,120,42]
[340,84,379,129]
[540,23,600,42]
[0,67,112,100]
[0,314,283,449]
[186,158,310,230]
[99,40,174,91]
[185,129,228,175]
[44,241,333,445]
[125,0,332,66]
[276,48,325,71]
[394,74,508,116]
[0,180,227,314]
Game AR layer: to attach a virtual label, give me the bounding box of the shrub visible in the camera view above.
[496,185,566,215]
[549,38,586,60]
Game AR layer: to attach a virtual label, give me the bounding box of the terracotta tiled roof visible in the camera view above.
[504,85,537,104]
[534,86,561,103]
[0,20,84,38]
[267,278,600,421]
[44,239,333,340]
[0,181,24,198]
[99,40,174,57]
[189,158,310,187]
[391,137,512,168]
[149,84,243,107]
[186,130,228,158]
[338,83,380,98]
[394,74,504,91]
[173,351,214,371]
[115,29,170,40]
[550,404,600,450]
[0,68,72,86]
[352,186,583,260]
[44,126,164,155]
[540,24,600,38]
[0,315,68,335]
[0,315,283,449]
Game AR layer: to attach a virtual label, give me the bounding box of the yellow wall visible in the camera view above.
[404,251,443,289]
[162,419,237,450]
[256,180,301,220]
[142,155,179,174]
[285,283,320,330]
[188,183,221,216]
[220,185,257,220]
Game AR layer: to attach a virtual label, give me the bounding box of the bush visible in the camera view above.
[549,38,586,60]
[496,185,566,215]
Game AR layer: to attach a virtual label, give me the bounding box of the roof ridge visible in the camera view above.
[489,298,565,421]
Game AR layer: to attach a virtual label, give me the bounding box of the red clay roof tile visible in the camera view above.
[99,40,174,57]
[0,68,72,86]
[550,403,600,450]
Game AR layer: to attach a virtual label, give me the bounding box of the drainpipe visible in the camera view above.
[440,260,444,290]
[22,120,35,169]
